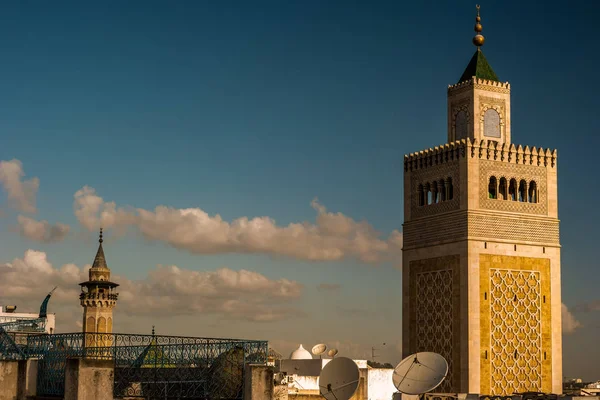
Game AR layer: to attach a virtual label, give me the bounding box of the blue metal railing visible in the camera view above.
[1,331,268,399]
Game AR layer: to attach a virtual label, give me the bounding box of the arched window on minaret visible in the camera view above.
[509,179,517,201]
[438,179,446,202]
[455,110,468,140]
[488,176,498,199]
[426,183,433,205]
[446,177,454,200]
[432,181,439,204]
[529,181,538,203]
[518,179,527,202]
[499,177,507,200]
[418,184,424,206]
[484,109,501,138]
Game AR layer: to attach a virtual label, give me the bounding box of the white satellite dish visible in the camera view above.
[327,348,338,358]
[312,343,327,357]
[319,356,359,400]
[392,352,448,395]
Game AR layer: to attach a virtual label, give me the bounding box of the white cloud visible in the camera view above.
[562,303,582,334]
[0,250,304,329]
[73,186,403,265]
[16,215,70,243]
[0,159,39,214]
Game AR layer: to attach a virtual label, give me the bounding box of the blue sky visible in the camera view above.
[0,0,599,380]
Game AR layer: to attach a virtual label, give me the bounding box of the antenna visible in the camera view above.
[318,357,360,400]
[312,343,327,359]
[371,342,386,362]
[327,348,338,358]
[392,352,448,395]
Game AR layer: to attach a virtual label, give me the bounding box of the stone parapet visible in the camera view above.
[404,138,557,172]
[448,77,511,95]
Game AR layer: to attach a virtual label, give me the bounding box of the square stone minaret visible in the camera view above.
[401,7,562,396]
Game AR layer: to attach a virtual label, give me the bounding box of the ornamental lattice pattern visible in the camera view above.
[489,269,542,395]
[415,269,454,393]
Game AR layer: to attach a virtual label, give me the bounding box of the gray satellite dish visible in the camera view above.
[392,352,448,395]
[319,357,359,400]
[327,348,338,358]
[312,343,327,357]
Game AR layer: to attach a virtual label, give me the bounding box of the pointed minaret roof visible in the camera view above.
[92,228,108,269]
[458,50,499,83]
[457,5,499,83]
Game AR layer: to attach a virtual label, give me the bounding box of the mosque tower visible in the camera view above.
[402,6,562,395]
[80,229,119,345]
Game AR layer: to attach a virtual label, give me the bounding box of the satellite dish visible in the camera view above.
[392,352,448,395]
[312,343,327,357]
[327,348,338,358]
[319,356,359,400]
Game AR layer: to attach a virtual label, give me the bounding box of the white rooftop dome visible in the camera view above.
[289,344,313,360]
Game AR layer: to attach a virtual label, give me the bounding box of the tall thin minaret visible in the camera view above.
[80,229,119,344]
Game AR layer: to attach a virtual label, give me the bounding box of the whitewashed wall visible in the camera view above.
[367,368,398,400]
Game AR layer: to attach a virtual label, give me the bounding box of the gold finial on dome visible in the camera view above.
[473,4,485,49]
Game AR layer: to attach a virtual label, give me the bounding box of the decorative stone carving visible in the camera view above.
[479,160,548,215]
[411,161,460,218]
[488,269,542,394]
[479,255,552,395]
[409,255,460,393]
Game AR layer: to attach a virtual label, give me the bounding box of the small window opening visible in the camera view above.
[426,183,433,205]
[518,179,527,202]
[484,242,487,249]
[446,177,454,200]
[514,244,517,251]
[528,180,538,203]
[509,179,517,201]
[499,177,507,200]
[488,176,498,199]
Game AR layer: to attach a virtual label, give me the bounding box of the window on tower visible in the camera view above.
[455,110,468,140]
[426,183,433,205]
[446,177,454,200]
[509,179,517,201]
[518,180,527,202]
[416,178,455,206]
[484,109,501,138]
[438,179,446,202]
[499,177,507,200]
[528,181,538,203]
[488,176,498,199]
